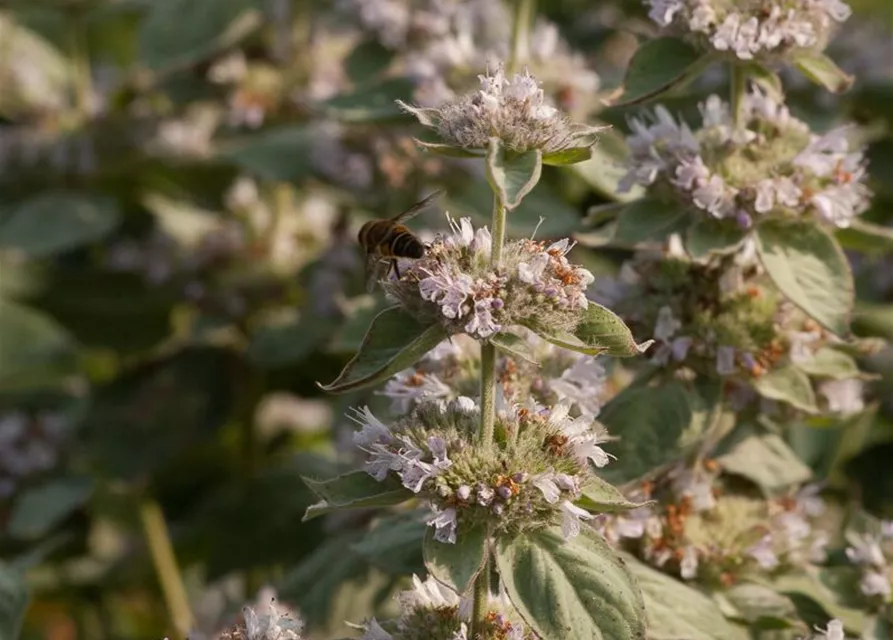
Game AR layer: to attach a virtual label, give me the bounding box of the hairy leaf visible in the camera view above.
[9,477,93,540]
[424,523,488,595]
[617,37,714,106]
[528,302,651,358]
[756,220,853,337]
[753,366,818,413]
[623,554,748,640]
[319,307,448,393]
[613,198,690,246]
[490,331,539,365]
[793,51,854,94]
[496,526,646,640]
[302,471,412,521]
[717,428,812,493]
[486,138,543,210]
[576,476,652,514]
[794,348,861,380]
[686,218,747,259]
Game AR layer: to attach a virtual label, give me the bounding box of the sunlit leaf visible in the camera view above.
[424,523,488,595]
[616,37,714,106]
[485,138,543,210]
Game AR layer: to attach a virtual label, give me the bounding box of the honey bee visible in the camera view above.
[357,190,443,292]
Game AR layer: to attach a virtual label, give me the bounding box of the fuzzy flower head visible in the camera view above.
[620,90,871,229]
[207,594,303,640]
[380,331,608,418]
[647,0,852,61]
[350,398,614,543]
[360,574,535,640]
[597,469,829,586]
[399,64,604,154]
[384,216,594,340]
[845,526,893,602]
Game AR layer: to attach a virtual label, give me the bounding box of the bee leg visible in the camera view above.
[392,259,401,281]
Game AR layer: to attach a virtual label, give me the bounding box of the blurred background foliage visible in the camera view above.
[0,0,891,638]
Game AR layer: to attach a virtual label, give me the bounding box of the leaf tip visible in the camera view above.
[636,339,655,353]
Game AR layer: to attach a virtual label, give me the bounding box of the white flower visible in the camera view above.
[399,574,460,611]
[819,379,864,415]
[846,532,886,567]
[518,253,550,284]
[654,305,681,341]
[747,535,780,569]
[532,472,561,503]
[350,406,394,447]
[464,297,501,339]
[242,599,304,640]
[860,570,891,598]
[561,500,594,539]
[548,357,606,418]
[680,545,699,579]
[671,468,716,512]
[428,507,458,543]
[812,619,845,640]
[647,0,685,26]
[551,403,613,467]
[380,370,452,414]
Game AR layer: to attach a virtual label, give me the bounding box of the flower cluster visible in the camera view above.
[189,594,303,640]
[384,216,594,340]
[594,250,865,408]
[381,331,609,418]
[845,523,893,602]
[399,65,602,153]
[647,0,852,60]
[350,397,612,543]
[596,466,829,586]
[359,575,534,640]
[619,89,871,228]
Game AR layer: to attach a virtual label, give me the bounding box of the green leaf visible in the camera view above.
[576,476,652,514]
[755,220,853,337]
[686,218,747,260]
[794,348,861,380]
[0,564,28,640]
[571,128,645,202]
[771,569,867,634]
[542,147,592,166]
[836,219,893,255]
[0,299,79,389]
[623,555,748,640]
[323,77,415,122]
[495,526,646,640]
[138,0,260,70]
[490,332,539,365]
[344,38,394,83]
[753,365,818,413]
[616,37,714,106]
[8,477,93,540]
[793,51,854,94]
[0,192,120,258]
[485,138,543,210]
[721,583,799,626]
[352,511,426,575]
[319,307,448,394]
[424,523,488,595]
[528,301,650,358]
[413,139,484,158]
[716,427,812,493]
[301,471,412,521]
[612,198,690,246]
[598,381,695,484]
[218,125,314,181]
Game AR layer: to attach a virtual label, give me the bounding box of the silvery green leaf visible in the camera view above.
[615,37,715,107]
[495,526,646,640]
[9,476,93,540]
[756,220,853,337]
[301,471,412,521]
[424,523,488,595]
[612,198,690,247]
[716,427,812,493]
[319,307,448,393]
[576,476,652,514]
[793,51,854,94]
[752,366,818,413]
[526,302,650,358]
[485,137,543,210]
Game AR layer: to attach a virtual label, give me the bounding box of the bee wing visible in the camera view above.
[364,252,387,293]
[389,189,444,224]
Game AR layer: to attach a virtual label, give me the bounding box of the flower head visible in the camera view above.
[620,89,870,229]
[646,0,852,60]
[399,64,604,153]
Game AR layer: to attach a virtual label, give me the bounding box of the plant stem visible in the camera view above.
[490,193,507,267]
[138,497,193,637]
[471,564,491,635]
[508,0,536,75]
[69,9,93,122]
[479,342,497,448]
[730,63,748,126]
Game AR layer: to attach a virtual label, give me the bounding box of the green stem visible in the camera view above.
[507,0,536,75]
[490,192,507,267]
[471,562,491,636]
[138,497,193,637]
[479,342,497,448]
[730,63,748,126]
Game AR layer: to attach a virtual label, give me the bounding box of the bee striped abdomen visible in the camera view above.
[389,226,425,259]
